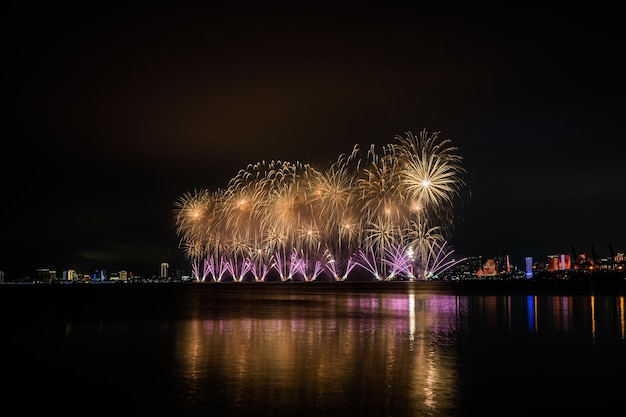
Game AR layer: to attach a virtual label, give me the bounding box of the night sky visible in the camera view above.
[2,2,624,279]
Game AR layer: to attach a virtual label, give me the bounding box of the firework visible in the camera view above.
[173,129,468,282]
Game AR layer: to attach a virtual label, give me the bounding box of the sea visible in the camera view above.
[1,280,624,417]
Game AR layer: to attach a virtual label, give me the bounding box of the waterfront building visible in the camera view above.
[525,257,533,279]
[160,262,169,279]
[36,268,56,283]
[548,254,571,271]
[63,269,78,281]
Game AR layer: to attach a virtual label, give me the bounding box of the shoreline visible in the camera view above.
[1,277,624,295]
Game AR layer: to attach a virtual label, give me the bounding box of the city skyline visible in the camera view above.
[2,3,624,280]
[4,243,623,283]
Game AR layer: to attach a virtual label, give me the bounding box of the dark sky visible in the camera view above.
[2,2,624,279]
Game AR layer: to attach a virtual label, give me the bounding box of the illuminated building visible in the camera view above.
[525,257,533,279]
[476,259,497,277]
[63,269,77,281]
[547,254,571,271]
[92,269,106,281]
[161,262,169,278]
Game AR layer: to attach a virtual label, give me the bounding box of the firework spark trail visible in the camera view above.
[355,247,382,281]
[383,244,414,281]
[423,241,468,280]
[191,258,201,282]
[191,258,211,282]
[173,129,469,282]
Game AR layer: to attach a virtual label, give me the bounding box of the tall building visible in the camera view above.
[92,269,106,282]
[63,269,78,281]
[160,262,169,279]
[525,257,533,279]
[547,254,571,271]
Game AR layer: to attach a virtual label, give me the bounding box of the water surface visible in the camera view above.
[1,281,624,416]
